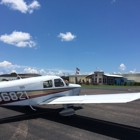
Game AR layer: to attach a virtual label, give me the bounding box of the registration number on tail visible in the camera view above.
[0,92,28,102]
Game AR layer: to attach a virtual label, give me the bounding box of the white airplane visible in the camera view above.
[0,75,140,116]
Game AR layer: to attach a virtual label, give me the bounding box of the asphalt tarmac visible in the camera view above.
[0,87,140,140]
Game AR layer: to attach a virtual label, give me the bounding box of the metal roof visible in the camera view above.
[69,75,88,77]
[104,74,123,77]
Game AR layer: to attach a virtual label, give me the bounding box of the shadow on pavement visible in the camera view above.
[0,106,140,140]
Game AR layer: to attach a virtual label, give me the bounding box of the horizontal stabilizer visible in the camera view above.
[39,92,140,105]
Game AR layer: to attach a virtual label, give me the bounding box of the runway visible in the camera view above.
[0,87,140,140]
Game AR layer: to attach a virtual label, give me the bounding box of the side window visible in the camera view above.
[43,80,52,88]
[54,79,64,87]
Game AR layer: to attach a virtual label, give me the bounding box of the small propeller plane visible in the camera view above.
[0,75,140,116]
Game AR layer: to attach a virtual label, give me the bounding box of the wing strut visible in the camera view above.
[25,91,36,111]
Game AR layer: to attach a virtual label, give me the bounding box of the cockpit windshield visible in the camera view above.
[54,79,64,87]
[43,80,52,88]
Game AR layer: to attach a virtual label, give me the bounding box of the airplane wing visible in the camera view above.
[39,92,140,105]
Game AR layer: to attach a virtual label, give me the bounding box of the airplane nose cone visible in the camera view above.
[68,83,81,95]
[74,84,81,88]
[65,83,81,96]
[74,86,81,95]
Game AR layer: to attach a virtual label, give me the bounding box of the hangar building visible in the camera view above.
[119,73,140,82]
[69,71,140,85]
[0,73,41,81]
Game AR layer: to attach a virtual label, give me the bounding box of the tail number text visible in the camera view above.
[0,92,28,102]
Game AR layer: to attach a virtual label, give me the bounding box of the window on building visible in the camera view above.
[111,79,114,84]
[95,78,97,83]
[54,79,64,87]
[43,80,53,88]
[107,79,110,84]
[99,78,102,83]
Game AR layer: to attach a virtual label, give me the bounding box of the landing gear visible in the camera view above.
[23,105,36,111]
[59,104,75,116]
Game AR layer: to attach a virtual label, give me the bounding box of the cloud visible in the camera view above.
[46,68,75,74]
[0,60,75,76]
[24,67,38,73]
[45,70,63,76]
[113,72,121,74]
[0,61,24,74]
[46,71,55,75]
[130,68,136,73]
[111,0,116,3]
[39,69,47,75]
[57,70,63,75]
[0,0,40,14]
[11,70,17,73]
[24,68,64,76]
[23,68,68,76]
[58,32,76,41]
[119,63,126,71]
[0,61,20,69]
[0,31,36,48]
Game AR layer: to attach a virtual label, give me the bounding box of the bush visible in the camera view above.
[82,79,85,84]
[86,81,89,85]
[78,79,82,84]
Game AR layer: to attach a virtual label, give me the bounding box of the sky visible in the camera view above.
[0,0,140,76]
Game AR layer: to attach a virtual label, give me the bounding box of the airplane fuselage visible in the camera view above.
[0,75,81,106]
[1,75,140,116]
